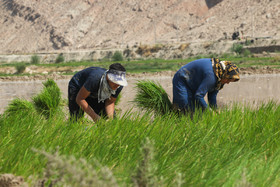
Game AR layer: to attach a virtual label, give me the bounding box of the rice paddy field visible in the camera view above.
[1,78,280,186]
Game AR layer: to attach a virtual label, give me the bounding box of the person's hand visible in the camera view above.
[209,107,219,115]
[93,115,101,122]
[212,109,220,115]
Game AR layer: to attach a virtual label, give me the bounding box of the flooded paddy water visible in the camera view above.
[0,74,280,114]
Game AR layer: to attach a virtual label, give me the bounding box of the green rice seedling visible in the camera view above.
[2,102,280,186]
[42,78,57,88]
[32,79,62,118]
[4,98,35,116]
[134,80,173,115]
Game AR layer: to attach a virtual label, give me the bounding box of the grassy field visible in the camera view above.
[0,54,280,76]
[1,79,280,186]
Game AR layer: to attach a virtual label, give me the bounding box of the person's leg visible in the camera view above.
[68,84,84,121]
[172,75,192,113]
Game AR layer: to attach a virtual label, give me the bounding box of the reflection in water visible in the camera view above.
[0,74,279,114]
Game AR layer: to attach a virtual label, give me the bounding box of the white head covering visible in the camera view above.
[107,69,128,86]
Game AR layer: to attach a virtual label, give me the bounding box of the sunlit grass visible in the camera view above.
[1,55,280,76]
[1,79,280,186]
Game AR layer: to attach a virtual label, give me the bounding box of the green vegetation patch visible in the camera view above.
[32,79,62,118]
[1,55,280,77]
[134,80,173,115]
[1,93,280,186]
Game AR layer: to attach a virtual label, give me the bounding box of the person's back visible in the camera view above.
[70,67,105,89]
[172,58,240,113]
[174,58,217,93]
[68,63,127,121]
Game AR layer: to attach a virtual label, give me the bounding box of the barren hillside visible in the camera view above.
[0,0,279,54]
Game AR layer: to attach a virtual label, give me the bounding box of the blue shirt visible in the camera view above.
[69,67,123,99]
[174,58,218,108]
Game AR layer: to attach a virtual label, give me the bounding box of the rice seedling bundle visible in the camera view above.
[134,80,173,115]
[32,79,62,117]
[4,98,35,116]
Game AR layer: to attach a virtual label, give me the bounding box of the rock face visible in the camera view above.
[0,0,279,54]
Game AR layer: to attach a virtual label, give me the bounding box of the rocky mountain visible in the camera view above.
[0,0,279,54]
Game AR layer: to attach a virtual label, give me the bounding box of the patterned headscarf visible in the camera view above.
[212,58,240,90]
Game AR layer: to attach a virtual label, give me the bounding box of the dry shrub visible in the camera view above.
[136,44,163,57]
[136,45,152,57]
[132,138,161,187]
[150,44,163,53]
[203,42,213,49]
[272,56,280,63]
[178,43,190,51]
[32,148,118,187]
[143,50,152,57]
[136,45,149,55]
[0,173,28,187]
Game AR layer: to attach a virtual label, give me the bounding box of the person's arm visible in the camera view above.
[194,85,208,110]
[76,86,100,122]
[208,90,218,109]
[105,96,117,119]
[194,75,216,110]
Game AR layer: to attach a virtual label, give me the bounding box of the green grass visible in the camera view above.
[1,80,280,186]
[1,54,280,185]
[1,54,280,76]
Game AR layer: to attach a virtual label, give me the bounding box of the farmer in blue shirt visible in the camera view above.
[68,63,127,122]
[172,58,240,114]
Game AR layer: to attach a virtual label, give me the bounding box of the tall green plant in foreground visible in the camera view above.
[31,148,118,187]
[1,93,280,186]
[134,80,173,115]
[132,138,159,187]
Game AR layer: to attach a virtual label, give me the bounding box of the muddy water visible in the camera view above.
[1,74,280,114]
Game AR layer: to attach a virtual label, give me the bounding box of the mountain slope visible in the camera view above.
[0,0,279,54]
